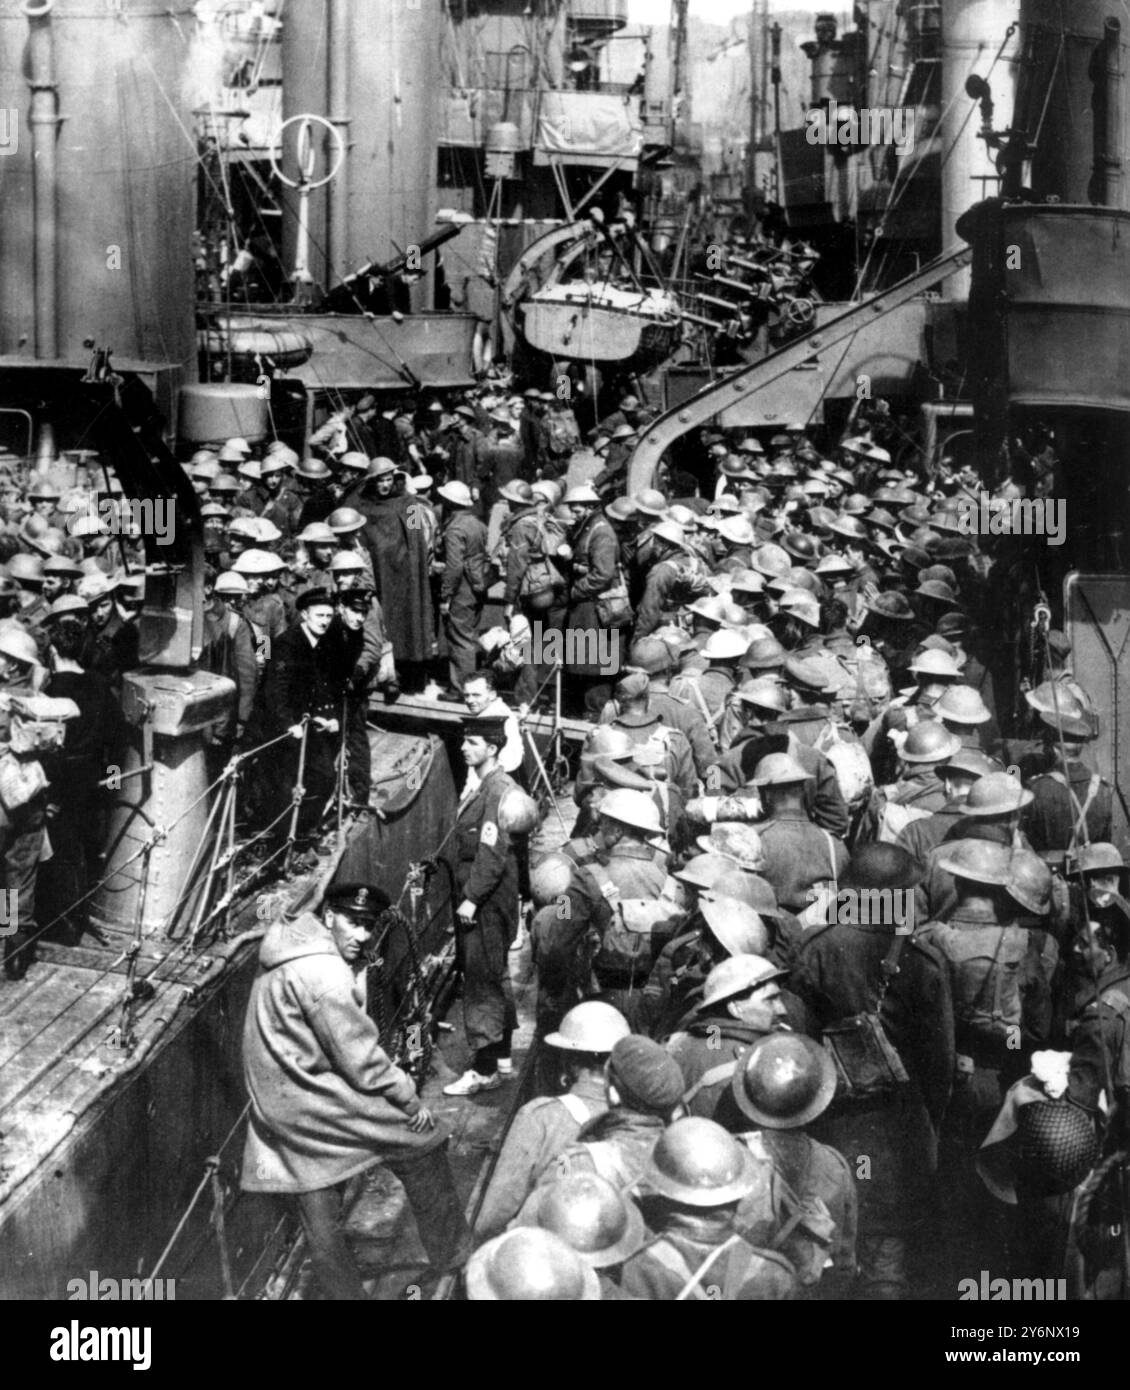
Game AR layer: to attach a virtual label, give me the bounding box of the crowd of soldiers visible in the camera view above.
[216,369,1129,1301]
[3,375,1127,1301]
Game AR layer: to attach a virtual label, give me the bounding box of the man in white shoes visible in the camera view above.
[443,715,522,1096]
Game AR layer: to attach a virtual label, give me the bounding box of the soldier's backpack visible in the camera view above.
[515,515,568,609]
[927,922,1029,1051]
[582,862,680,985]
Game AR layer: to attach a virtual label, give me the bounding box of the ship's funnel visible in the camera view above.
[0,0,197,371]
[281,0,442,306]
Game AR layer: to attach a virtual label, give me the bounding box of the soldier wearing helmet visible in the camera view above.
[199,566,259,774]
[894,747,996,869]
[750,753,849,915]
[0,622,51,979]
[599,637,714,779]
[617,1116,798,1300]
[916,838,1058,1278]
[1022,679,1112,857]
[792,842,954,1298]
[860,645,962,788]
[669,627,748,732]
[666,953,791,1129]
[916,770,1039,924]
[516,1036,686,1219]
[475,1002,630,1239]
[435,480,491,700]
[859,720,963,846]
[707,674,850,839]
[730,1032,858,1297]
[632,521,700,640]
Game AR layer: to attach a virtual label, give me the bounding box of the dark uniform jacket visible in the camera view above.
[260,622,342,734]
[440,510,490,607]
[1024,759,1113,855]
[792,920,955,1233]
[450,765,520,911]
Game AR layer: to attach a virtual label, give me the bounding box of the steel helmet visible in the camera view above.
[742,636,787,670]
[266,442,300,467]
[298,522,337,546]
[340,451,370,473]
[815,553,854,577]
[1078,842,1129,875]
[533,1173,645,1268]
[702,629,748,662]
[241,519,282,544]
[650,518,689,550]
[699,953,786,1010]
[544,1001,631,1055]
[7,554,44,585]
[634,488,668,517]
[78,573,118,602]
[227,517,262,540]
[498,786,539,836]
[530,853,575,908]
[937,685,991,725]
[438,480,474,508]
[213,571,248,596]
[1024,677,1097,740]
[730,568,766,595]
[498,479,534,506]
[260,457,295,477]
[1014,1101,1101,1197]
[465,1228,600,1301]
[367,457,399,479]
[0,625,40,666]
[937,748,997,782]
[731,1032,837,1129]
[673,853,734,891]
[712,870,779,917]
[750,752,812,786]
[231,548,286,576]
[828,514,869,543]
[598,788,662,836]
[697,823,764,871]
[899,721,962,763]
[781,531,822,564]
[718,515,756,547]
[961,771,1034,817]
[329,551,366,573]
[296,458,332,482]
[582,726,636,764]
[530,479,562,506]
[697,893,769,956]
[45,595,89,620]
[644,1117,759,1207]
[627,638,673,675]
[42,554,84,578]
[563,483,600,506]
[750,543,791,578]
[934,838,1014,886]
[210,472,241,493]
[1005,847,1053,916]
[777,589,820,628]
[908,648,963,680]
[327,507,366,535]
[606,496,637,523]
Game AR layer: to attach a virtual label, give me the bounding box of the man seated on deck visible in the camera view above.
[240,880,470,1300]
